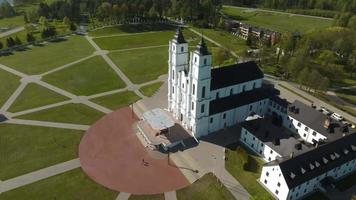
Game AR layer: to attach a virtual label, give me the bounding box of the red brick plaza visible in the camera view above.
[79,107,190,195]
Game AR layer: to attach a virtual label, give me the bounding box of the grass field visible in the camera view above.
[192,27,248,57]
[140,82,163,97]
[0,124,83,180]
[225,143,274,200]
[8,83,69,113]
[109,46,168,84]
[176,173,235,200]
[94,31,173,50]
[222,5,332,33]
[0,168,119,200]
[16,103,105,125]
[0,69,20,107]
[129,194,165,200]
[0,16,24,28]
[0,36,94,75]
[91,91,141,110]
[335,89,356,106]
[89,24,176,37]
[43,56,126,96]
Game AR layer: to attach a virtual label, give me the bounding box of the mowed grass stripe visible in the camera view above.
[93,31,174,50]
[43,56,126,96]
[109,46,168,84]
[0,168,119,200]
[8,83,69,113]
[0,69,21,107]
[0,36,95,75]
[0,124,83,180]
[91,91,141,110]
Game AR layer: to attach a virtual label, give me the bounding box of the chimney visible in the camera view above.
[324,118,330,129]
[295,108,299,114]
[295,143,302,150]
[273,138,280,146]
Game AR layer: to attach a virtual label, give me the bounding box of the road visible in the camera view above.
[0,26,24,38]
[224,5,333,21]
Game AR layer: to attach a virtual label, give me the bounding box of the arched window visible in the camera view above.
[204,58,207,65]
[201,104,205,113]
[202,86,206,98]
[181,46,184,52]
[230,88,233,96]
[193,84,196,95]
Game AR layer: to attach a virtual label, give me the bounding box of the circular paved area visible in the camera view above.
[79,107,190,195]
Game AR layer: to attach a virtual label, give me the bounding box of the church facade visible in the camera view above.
[168,28,276,138]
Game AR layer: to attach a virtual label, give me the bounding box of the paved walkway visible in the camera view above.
[0,159,81,194]
[0,82,27,112]
[116,192,131,200]
[164,191,177,200]
[5,119,90,130]
[0,26,25,38]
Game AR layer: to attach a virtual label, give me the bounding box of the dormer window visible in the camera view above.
[181,46,184,52]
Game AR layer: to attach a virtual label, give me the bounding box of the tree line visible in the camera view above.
[0,1,16,18]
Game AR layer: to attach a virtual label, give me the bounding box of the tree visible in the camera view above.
[215,48,230,66]
[14,36,22,45]
[297,67,310,89]
[6,37,16,48]
[148,6,158,18]
[26,33,36,43]
[26,8,39,23]
[39,16,49,30]
[63,16,71,26]
[70,23,77,31]
[0,41,3,49]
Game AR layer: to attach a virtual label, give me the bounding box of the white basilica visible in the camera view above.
[168,28,277,138]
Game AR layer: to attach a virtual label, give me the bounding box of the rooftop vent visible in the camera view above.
[273,138,280,146]
[351,145,356,152]
[290,172,296,179]
[335,152,340,158]
[295,143,302,150]
[309,163,315,170]
[301,167,306,174]
[295,108,300,114]
[330,154,336,160]
[315,161,320,167]
[322,157,328,164]
[344,149,349,155]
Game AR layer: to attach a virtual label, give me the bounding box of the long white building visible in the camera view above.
[168,28,277,138]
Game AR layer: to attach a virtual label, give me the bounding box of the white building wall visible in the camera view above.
[240,128,282,162]
[286,116,327,144]
[260,166,290,200]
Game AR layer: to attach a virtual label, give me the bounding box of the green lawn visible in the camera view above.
[225,143,274,200]
[91,91,141,110]
[222,5,332,33]
[335,89,356,106]
[16,103,105,125]
[109,46,168,84]
[129,194,165,200]
[176,173,235,200]
[0,168,119,200]
[8,83,69,113]
[0,36,95,75]
[335,172,356,191]
[0,124,83,180]
[192,27,248,57]
[0,16,24,28]
[43,56,126,96]
[0,69,20,107]
[89,24,176,37]
[140,82,163,97]
[93,31,173,50]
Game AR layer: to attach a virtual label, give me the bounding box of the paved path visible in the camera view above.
[110,45,168,53]
[0,159,80,193]
[164,191,177,200]
[0,63,26,78]
[0,26,25,38]
[116,192,131,200]
[9,100,73,118]
[224,5,333,20]
[87,87,128,99]
[5,119,90,130]
[326,91,355,109]
[189,28,238,58]
[93,31,166,39]
[0,82,26,112]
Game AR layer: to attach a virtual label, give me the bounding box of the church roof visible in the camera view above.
[173,27,186,44]
[196,37,210,56]
[210,61,264,90]
[267,133,356,188]
[209,86,278,115]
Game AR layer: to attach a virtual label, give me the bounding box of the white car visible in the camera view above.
[331,113,343,121]
[320,107,331,115]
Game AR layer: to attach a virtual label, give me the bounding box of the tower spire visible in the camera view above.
[196,33,210,55]
[174,26,186,44]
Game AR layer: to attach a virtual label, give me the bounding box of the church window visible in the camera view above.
[312,131,317,136]
[192,102,194,110]
[242,85,246,92]
[210,118,213,123]
[172,87,174,94]
[216,92,219,99]
[201,104,205,113]
[173,45,175,51]
[223,113,226,119]
[194,57,197,63]
[182,83,184,88]
[193,84,196,95]
[204,58,207,65]
[172,70,175,80]
[230,88,233,96]
[297,122,301,127]
[202,87,206,98]
[253,82,256,89]
[181,46,184,52]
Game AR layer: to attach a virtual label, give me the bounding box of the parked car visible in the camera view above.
[319,107,331,116]
[331,113,343,121]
